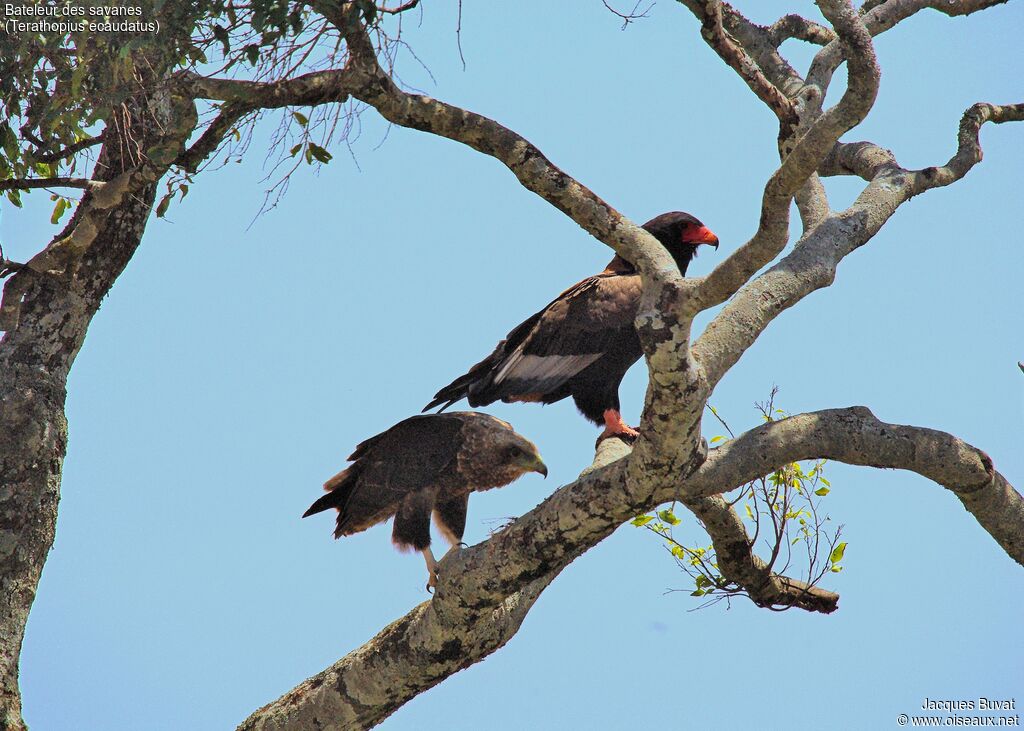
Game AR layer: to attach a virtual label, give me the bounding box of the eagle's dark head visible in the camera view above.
[642,211,719,275]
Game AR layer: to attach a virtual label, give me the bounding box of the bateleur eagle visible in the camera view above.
[302,412,546,589]
[423,211,719,438]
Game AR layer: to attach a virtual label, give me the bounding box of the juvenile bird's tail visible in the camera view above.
[302,467,359,537]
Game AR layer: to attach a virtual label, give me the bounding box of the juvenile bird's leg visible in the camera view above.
[422,547,439,592]
[601,409,640,441]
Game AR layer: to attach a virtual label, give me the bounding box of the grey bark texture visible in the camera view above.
[0,75,195,730]
[0,2,1021,730]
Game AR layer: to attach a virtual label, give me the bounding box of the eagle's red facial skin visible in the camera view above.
[683,225,719,247]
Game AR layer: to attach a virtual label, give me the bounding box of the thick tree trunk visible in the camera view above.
[0,153,160,731]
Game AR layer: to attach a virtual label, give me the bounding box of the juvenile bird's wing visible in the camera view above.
[314,415,465,537]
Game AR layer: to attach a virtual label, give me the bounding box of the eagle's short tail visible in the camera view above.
[423,346,504,412]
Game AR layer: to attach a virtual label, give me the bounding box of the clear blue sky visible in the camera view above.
[6,2,1022,729]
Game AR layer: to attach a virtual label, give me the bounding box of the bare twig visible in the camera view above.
[27,135,105,165]
[0,177,102,192]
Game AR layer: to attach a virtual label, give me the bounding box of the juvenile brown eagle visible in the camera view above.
[303,412,546,589]
[424,211,719,438]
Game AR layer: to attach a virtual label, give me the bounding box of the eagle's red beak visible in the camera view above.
[685,225,719,249]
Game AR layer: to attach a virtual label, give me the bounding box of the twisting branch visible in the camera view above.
[818,140,901,180]
[688,0,879,314]
[906,102,1024,196]
[767,14,836,46]
[693,0,796,127]
[806,0,1009,101]
[694,98,1023,389]
[680,407,1023,564]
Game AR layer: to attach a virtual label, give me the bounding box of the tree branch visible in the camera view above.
[27,134,104,165]
[682,494,840,612]
[807,0,1008,100]
[905,102,1024,196]
[691,0,797,127]
[313,1,674,280]
[818,140,901,180]
[767,14,836,46]
[239,400,1020,728]
[694,99,1022,388]
[174,103,253,174]
[688,0,879,314]
[181,68,356,108]
[682,407,1023,564]
[0,177,102,192]
[238,439,628,731]
[239,423,842,729]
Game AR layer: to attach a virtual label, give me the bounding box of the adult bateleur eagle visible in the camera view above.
[423,211,719,438]
[302,412,546,589]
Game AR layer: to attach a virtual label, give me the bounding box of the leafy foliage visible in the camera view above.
[634,389,846,609]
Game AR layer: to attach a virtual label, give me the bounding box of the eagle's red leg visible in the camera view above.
[601,409,640,440]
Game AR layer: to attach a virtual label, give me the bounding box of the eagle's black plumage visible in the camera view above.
[424,212,719,436]
[303,412,546,588]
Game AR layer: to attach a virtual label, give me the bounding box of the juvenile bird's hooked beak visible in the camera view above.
[532,455,548,479]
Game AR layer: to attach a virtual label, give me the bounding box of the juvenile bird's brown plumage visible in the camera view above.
[302,412,546,588]
[424,212,719,438]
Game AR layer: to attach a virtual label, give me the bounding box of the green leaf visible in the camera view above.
[6,190,22,208]
[690,589,706,597]
[829,542,847,565]
[819,477,831,487]
[630,515,654,527]
[657,509,681,526]
[814,486,830,496]
[289,143,302,157]
[50,197,67,224]
[292,111,309,127]
[156,193,172,218]
[710,435,725,444]
[178,184,189,200]
[308,143,332,163]
[744,504,754,520]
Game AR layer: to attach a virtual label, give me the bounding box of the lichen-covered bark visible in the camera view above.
[0,82,195,730]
